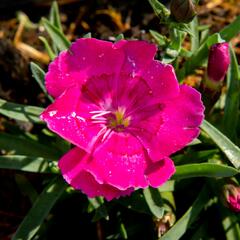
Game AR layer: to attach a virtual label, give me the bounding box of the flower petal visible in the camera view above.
[145,158,175,187]
[46,38,124,98]
[86,132,148,190]
[130,85,204,161]
[86,132,174,190]
[114,40,157,74]
[58,147,133,201]
[141,60,180,101]
[41,85,103,153]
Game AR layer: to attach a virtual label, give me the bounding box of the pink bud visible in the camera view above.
[207,42,230,83]
[222,184,240,213]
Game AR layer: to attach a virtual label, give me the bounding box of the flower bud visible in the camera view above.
[200,42,230,114]
[207,42,230,86]
[154,212,175,237]
[170,0,196,23]
[222,184,240,213]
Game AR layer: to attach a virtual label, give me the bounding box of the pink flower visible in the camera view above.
[207,42,230,84]
[41,38,204,200]
[222,184,240,213]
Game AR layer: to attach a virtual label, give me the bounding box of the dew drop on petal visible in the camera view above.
[49,110,57,117]
[71,112,77,118]
[128,57,136,68]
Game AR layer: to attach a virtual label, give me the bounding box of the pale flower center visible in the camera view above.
[107,107,131,132]
[90,107,131,132]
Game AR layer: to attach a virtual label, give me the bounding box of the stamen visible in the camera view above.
[90,110,111,120]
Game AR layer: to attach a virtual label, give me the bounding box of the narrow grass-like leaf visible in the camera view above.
[143,187,165,218]
[120,223,128,239]
[117,191,151,215]
[171,22,194,36]
[158,180,175,192]
[173,149,219,165]
[161,186,209,240]
[49,1,63,32]
[177,33,223,80]
[30,62,53,102]
[15,174,38,204]
[148,0,170,20]
[0,155,54,173]
[220,15,240,41]
[0,132,60,159]
[172,163,238,180]
[178,15,240,78]
[189,219,209,239]
[88,197,109,221]
[221,207,240,240]
[149,30,167,46]
[42,18,70,51]
[201,120,240,169]
[38,36,56,60]
[223,46,240,141]
[190,17,199,52]
[13,176,66,240]
[163,29,185,63]
[0,98,43,123]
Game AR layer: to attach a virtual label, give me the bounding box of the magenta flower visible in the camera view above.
[41,38,204,200]
[207,42,230,84]
[222,184,240,213]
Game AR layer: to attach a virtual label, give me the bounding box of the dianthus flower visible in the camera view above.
[41,38,204,200]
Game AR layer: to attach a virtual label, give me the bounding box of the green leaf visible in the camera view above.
[38,36,56,60]
[42,18,70,52]
[120,222,128,239]
[149,30,167,46]
[221,207,240,240]
[13,177,66,240]
[171,22,194,36]
[15,174,38,204]
[177,14,240,79]
[173,149,219,165]
[143,187,165,218]
[49,1,63,32]
[220,15,240,41]
[163,29,185,63]
[172,163,238,180]
[88,197,109,221]
[0,98,43,123]
[0,132,61,159]
[117,190,151,215]
[177,33,224,80]
[201,120,240,169]
[161,186,209,240]
[0,155,55,173]
[223,46,240,141]
[190,221,209,240]
[190,17,199,52]
[158,180,175,192]
[30,62,53,102]
[148,0,170,20]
